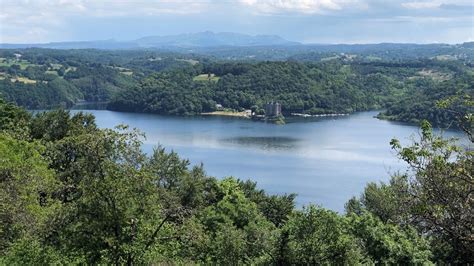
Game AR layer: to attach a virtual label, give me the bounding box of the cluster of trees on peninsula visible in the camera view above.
[0,48,473,128]
[0,97,472,264]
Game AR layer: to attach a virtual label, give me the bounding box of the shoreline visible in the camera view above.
[290,113,349,118]
[201,111,251,118]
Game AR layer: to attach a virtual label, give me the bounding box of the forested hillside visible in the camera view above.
[109,59,473,126]
[0,50,135,108]
[379,64,474,127]
[0,48,472,127]
[109,60,404,115]
[0,49,199,108]
[1,97,472,264]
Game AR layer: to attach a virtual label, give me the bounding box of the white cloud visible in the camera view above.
[2,0,211,18]
[0,0,471,43]
[401,2,441,9]
[401,0,473,9]
[239,0,362,14]
[0,0,215,42]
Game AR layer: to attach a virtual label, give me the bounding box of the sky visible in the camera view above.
[0,0,473,44]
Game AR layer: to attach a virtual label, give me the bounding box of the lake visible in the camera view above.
[71,110,465,212]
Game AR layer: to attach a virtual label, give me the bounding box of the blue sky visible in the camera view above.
[1,0,473,44]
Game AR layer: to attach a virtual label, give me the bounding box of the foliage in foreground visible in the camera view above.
[0,98,472,264]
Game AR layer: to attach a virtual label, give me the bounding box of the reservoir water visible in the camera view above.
[72,110,465,212]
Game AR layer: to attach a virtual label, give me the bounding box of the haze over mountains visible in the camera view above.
[3,31,472,51]
[2,31,472,63]
[0,31,300,49]
[136,31,300,47]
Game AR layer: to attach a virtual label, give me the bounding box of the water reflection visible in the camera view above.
[221,136,301,151]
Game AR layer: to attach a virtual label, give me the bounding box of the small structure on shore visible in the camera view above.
[264,102,285,124]
[265,102,282,117]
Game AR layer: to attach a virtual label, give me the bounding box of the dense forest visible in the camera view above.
[109,59,473,125]
[0,49,201,108]
[0,96,472,264]
[108,60,401,115]
[378,65,474,127]
[0,48,473,127]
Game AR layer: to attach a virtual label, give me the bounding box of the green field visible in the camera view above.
[11,76,37,84]
[320,55,339,61]
[416,69,452,81]
[434,54,457,60]
[177,58,199,65]
[50,63,63,70]
[0,58,39,70]
[365,55,382,61]
[45,70,59,76]
[111,66,133,76]
[193,73,219,82]
[0,68,38,84]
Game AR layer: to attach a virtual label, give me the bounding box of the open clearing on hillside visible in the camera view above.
[177,58,199,65]
[0,58,39,70]
[111,66,134,76]
[11,76,37,84]
[45,70,59,75]
[193,73,219,82]
[416,69,452,82]
[434,55,457,61]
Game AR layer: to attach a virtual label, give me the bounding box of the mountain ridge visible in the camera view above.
[0,31,300,49]
[135,31,300,47]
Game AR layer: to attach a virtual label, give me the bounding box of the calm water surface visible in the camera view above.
[72,110,464,212]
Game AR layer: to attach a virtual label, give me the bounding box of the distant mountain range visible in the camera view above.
[0,31,301,49]
[136,31,300,47]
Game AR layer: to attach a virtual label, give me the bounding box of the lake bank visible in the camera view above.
[201,110,251,118]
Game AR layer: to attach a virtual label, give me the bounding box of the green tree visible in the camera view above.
[198,178,278,264]
[282,205,364,264]
[348,212,432,264]
[348,175,411,223]
[0,98,31,138]
[389,121,473,262]
[0,134,60,261]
